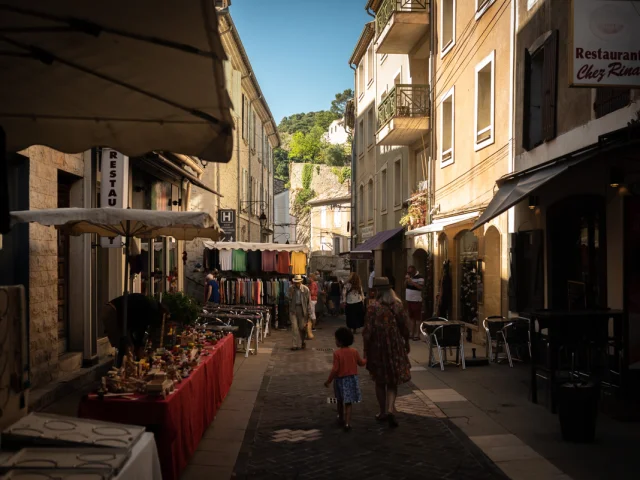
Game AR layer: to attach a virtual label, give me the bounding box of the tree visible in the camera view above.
[320,143,350,167]
[274,148,290,181]
[330,89,354,117]
[289,125,325,163]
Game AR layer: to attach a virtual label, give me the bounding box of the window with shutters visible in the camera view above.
[358,61,365,97]
[367,178,374,222]
[594,88,631,119]
[380,167,388,213]
[475,51,495,150]
[334,237,342,256]
[358,184,364,225]
[394,159,402,207]
[367,108,375,147]
[440,87,455,167]
[358,119,365,156]
[241,94,247,140]
[441,0,455,57]
[367,46,374,87]
[523,30,558,151]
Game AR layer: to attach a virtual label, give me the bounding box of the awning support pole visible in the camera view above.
[0,126,9,234]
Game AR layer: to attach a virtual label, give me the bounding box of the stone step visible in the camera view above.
[58,351,82,373]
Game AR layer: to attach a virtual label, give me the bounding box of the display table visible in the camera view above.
[79,334,235,480]
[116,433,162,480]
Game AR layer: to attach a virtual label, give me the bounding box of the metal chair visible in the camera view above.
[501,316,532,367]
[426,323,466,371]
[483,316,509,363]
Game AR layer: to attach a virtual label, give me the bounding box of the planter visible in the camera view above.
[558,382,599,443]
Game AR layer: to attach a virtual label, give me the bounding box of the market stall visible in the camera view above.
[202,241,309,329]
[78,333,235,480]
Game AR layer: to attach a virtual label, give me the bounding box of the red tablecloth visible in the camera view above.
[78,334,235,480]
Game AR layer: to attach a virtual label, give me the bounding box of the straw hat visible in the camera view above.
[292,275,304,283]
[372,277,392,290]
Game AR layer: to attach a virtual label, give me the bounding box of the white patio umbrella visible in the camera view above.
[0,0,234,233]
[10,207,224,359]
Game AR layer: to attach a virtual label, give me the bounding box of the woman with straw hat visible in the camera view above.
[287,274,312,350]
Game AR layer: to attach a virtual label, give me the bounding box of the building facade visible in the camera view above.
[405,0,514,339]
[308,183,351,278]
[473,0,640,368]
[349,0,430,297]
[273,178,296,244]
[323,119,349,145]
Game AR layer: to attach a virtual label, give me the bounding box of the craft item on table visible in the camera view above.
[146,378,175,399]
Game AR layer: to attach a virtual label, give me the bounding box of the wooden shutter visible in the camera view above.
[542,30,558,142]
[522,48,533,151]
[594,88,631,119]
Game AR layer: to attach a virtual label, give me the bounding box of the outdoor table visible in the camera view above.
[201,312,261,356]
[421,319,465,333]
[527,309,624,413]
[78,334,235,480]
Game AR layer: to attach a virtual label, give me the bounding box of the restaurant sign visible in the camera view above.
[100,148,129,248]
[360,225,374,240]
[570,0,640,87]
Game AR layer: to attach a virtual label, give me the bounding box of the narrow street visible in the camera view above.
[230,316,507,480]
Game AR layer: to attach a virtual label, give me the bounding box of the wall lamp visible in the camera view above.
[610,168,624,188]
[528,195,539,210]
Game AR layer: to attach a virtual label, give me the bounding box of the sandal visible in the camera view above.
[343,424,352,432]
[375,413,388,422]
[387,414,399,428]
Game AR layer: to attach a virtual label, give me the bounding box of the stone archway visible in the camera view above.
[483,226,502,318]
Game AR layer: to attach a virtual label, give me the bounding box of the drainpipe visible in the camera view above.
[349,63,357,253]
[365,1,375,18]
[428,0,437,315]
[236,114,241,241]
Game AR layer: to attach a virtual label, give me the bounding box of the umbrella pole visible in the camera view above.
[119,229,131,367]
[0,126,10,234]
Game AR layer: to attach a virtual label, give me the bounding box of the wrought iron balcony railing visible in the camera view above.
[377,84,430,130]
[375,0,429,38]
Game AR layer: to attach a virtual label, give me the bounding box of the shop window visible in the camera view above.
[457,231,478,325]
[594,88,631,119]
[441,0,456,57]
[523,30,558,150]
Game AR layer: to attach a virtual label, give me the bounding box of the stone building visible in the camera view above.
[307,182,351,279]
[348,0,430,299]
[184,5,280,298]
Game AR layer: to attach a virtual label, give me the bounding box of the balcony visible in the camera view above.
[375,0,429,56]
[376,84,430,146]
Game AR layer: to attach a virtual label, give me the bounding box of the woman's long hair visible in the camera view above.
[377,287,401,306]
[347,272,362,293]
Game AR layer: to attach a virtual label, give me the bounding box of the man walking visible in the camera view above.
[288,275,311,351]
[405,265,424,341]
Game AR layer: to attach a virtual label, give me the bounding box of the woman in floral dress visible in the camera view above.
[363,277,411,428]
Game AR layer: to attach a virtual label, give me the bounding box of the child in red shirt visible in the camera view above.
[324,327,366,431]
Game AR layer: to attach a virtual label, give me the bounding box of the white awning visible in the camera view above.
[405,212,481,237]
[202,240,309,254]
[0,0,233,161]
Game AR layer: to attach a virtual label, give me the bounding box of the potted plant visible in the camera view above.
[161,292,200,326]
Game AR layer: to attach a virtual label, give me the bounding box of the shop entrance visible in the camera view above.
[457,230,478,325]
[547,195,606,309]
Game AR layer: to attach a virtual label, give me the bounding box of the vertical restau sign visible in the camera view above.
[571,0,640,87]
[100,148,129,248]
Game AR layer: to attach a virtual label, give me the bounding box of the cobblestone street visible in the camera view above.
[232,316,508,479]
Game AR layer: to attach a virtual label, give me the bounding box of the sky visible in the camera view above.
[230,0,372,124]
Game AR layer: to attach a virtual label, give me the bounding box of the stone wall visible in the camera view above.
[24,146,84,388]
[289,164,346,247]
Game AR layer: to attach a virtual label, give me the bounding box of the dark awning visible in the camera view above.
[472,132,637,231]
[350,227,404,260]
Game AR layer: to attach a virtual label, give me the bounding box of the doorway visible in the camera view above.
[547,195,606,309]
[57,171,77,355]
[457,230,478,324]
